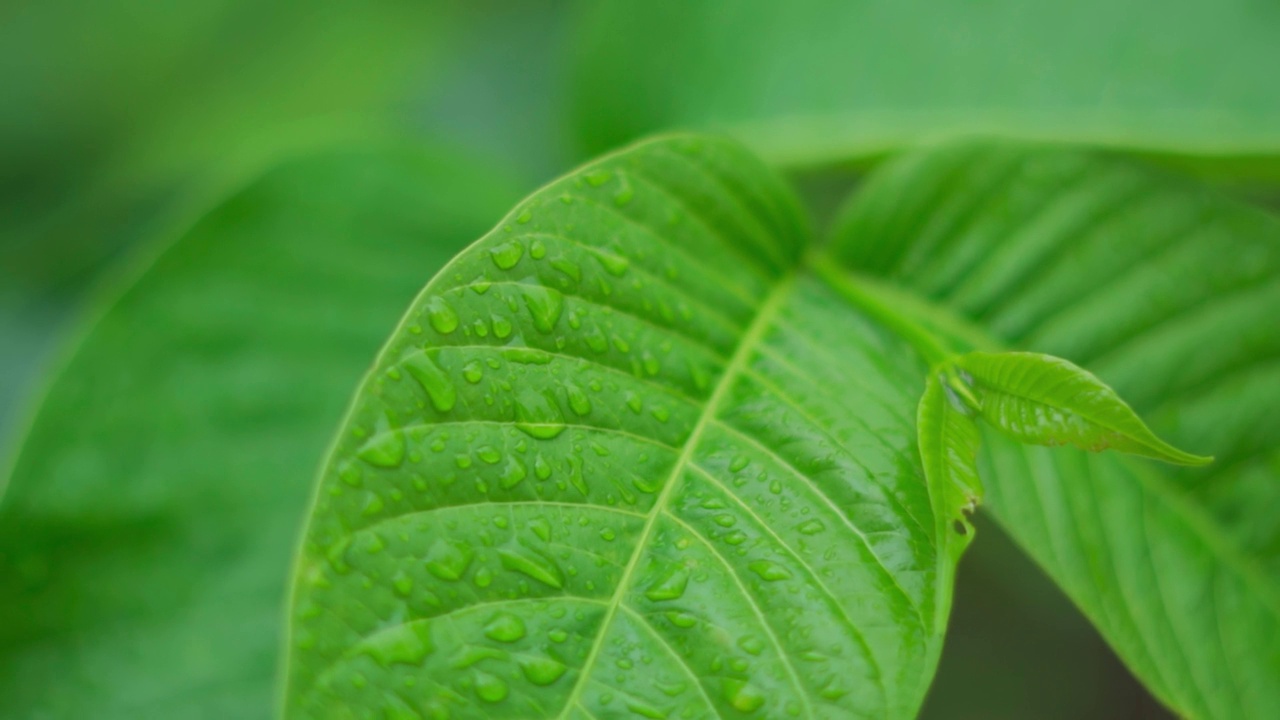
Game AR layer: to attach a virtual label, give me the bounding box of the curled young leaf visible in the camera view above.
[916,374,983,560]
[954,351,1212,466]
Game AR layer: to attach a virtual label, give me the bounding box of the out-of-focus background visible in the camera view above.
[5,1,1276,717]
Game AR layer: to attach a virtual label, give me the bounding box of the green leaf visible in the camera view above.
[953,351,1212,466]
[572,2,1280,170]
[0,144,519,719]
[829,142,1280,718]
[284,135,965,718]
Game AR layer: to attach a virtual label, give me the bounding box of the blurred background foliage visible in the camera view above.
[5,0,1276,716]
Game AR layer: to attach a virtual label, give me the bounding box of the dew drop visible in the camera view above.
[529,517,552,542]
[361,622,433,667]
[566,383,593,416]
[492,314,514,339]
[664,610,698,628]
[498,546,564,588]
[797,519,825,535]
[392,569,414,597]
[747,560,791,582]
[424,538,474,580]
[474,672,509,703]
[723,679,766,713]
[515,390,567,439]
[551,258,582,282]
[476,445,502,464]
[534,454,553,480]
[520,656,568,686]
[500,457,528,489]
[425,296,459,334]
[357,427,406,468]
[462,359,485,384]
[729,455,750,472]
[484,612,526,643]
[404,352,457,412]
[530,239,547,259]
[625,392,643,414]
[521,284,565,334]
[490,241,524,270]
[596,251,630,277]
[643,567,690,601]
[738,635,766,656]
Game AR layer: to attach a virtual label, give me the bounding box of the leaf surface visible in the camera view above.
[572,1,1280,170]
[284,135,968,719]
[0,145,519,719]
[830,142,1280,718]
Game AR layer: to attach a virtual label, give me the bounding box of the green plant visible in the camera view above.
[6,2,1280,719]
[5,128,1276,720]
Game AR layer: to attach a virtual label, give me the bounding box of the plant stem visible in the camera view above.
[808,253,956,367]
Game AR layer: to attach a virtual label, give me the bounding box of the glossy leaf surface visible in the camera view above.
[954,351,1212,465]
[831,142,1280,718]
[0,146,518,718]
[284,136,962,719]
[573,1,1280,168]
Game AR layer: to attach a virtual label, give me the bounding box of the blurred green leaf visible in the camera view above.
[283,135,962,719]
[572,1,1280,171]
[0,144,520,718]
[829,142,1280,718]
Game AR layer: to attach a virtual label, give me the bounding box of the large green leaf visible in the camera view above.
[0,145,519,718]
[571,1,1280,170]
[829,142,1280,718]
[284,135,968,718]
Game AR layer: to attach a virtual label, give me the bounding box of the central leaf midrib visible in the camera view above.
[555,273,799,720]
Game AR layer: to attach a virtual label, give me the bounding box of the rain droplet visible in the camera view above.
[566,384,592,416]
[738,635,766,656]
[492,314,514,339]
[596,251,630,277]
[551,258,582,282]
[490,241,524,270]
[643,567,690,601]
[723,679,766,713]
[424,538,474,580]
[521,284,565,334]
[534,454,553,480]
[484,612,526,643]
[392,570,414,597]
[797,519,825,535]
[498,547,564,588]
[500,457,528,489]
[474,672,509,703]
[462,359,485,384]
[729,455,750,472]
[404,352,456,412]
[476,445,502,464]
[361,622,433,667]
[747,560,791,582]
[530,239,547,259]
[529,517,552,542]
[520,656,568,686]
[425,296,459,334]
[664,610,698,628]
[357,428,405,468]
[515,390,567,439]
